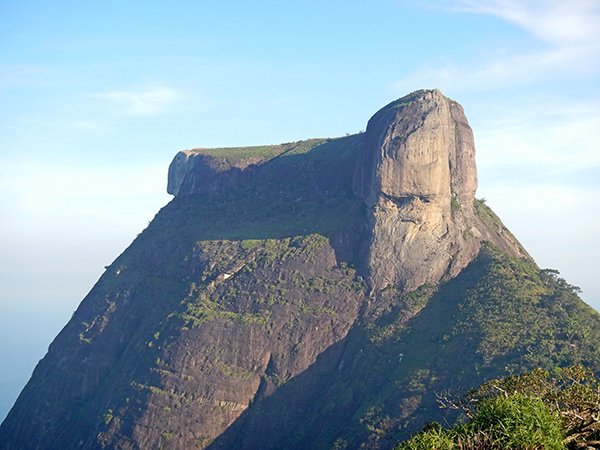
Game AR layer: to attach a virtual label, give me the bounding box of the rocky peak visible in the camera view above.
[354,89,476,205]
[353,89,517,293]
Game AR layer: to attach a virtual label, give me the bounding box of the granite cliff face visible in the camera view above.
[353,89,525,292]
[167,139,329,196]
[1,90,598,450]
[167,151,249,196]
[167,150,263,196]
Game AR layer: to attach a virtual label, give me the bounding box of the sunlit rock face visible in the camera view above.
[354,89,522,292]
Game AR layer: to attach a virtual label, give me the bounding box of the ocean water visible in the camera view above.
[0,300,76,423]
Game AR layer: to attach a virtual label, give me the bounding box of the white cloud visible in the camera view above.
[94,85,183,118]
[479,181,600,308]
[473,99,600,177]
[392,49,575,93]
[0,160,170,231]
[452,0,600,45]
[468,94,600,308]
[395,0,600,93]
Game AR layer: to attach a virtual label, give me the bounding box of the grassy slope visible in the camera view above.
[186,138,329,162]
[340,242,600,448]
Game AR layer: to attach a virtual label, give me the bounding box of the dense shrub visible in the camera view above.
[396,366,600,450]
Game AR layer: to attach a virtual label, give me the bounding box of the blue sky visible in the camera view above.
[1,0,599,420]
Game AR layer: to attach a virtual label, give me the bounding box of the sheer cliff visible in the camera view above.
[1,90,598,450]
[352,89,525,292]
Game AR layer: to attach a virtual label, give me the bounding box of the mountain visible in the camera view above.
[1,89,599,450]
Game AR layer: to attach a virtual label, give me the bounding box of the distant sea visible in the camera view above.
[0,299,76,423]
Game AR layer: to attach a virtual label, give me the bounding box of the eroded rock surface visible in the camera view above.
[354,89,525,292]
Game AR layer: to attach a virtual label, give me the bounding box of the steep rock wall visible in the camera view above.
[167,151,263,196]
[354,89,525,292]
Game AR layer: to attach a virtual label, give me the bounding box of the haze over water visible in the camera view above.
[0,301,77,421]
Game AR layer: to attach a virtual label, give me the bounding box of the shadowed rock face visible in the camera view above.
[167,151,263,196]
[354,89,509,292]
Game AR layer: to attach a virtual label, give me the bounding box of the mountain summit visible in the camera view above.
[353,89,524,292]
[1,90,598,450]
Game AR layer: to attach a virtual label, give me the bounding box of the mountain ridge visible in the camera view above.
[0,89,597,450]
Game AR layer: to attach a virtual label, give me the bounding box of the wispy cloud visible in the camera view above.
[394,0,600,93]
[474,99,600,178]
[392,49,580,93]
[6,84,185,135]
[94,85,183,118]
[413,2,600,305]
[451,0,600,45]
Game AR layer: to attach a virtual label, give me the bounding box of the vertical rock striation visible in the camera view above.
[353,89,523,292]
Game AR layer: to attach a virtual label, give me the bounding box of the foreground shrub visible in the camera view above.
[397,365,600,449]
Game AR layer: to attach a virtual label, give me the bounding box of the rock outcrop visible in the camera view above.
[354,89,524,292]
[167,139,330,197]
[167,151,262,196]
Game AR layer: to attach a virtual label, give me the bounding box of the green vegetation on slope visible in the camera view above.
[390,242,600,380]
[448,244,599,372]
[399,394,564,450]
[149,188,363,242]
[474,198,528,255]
[397,366,600,449]
[175,234,354,329]
[186,138,329,162]
[316,243,600,448]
